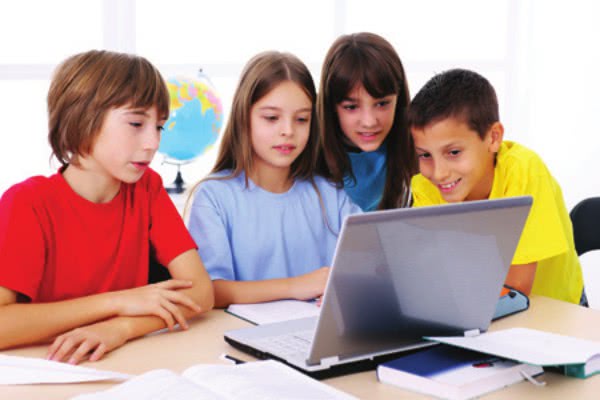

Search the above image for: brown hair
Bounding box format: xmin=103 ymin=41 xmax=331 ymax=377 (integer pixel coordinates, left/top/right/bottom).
xmin=408 ymin=68 xmax=499 ymax=138
xmin=210 ymin=50 xmax=319 ymax=183
xmin=317 ymin=32 xmax=417 ymax=209
xmin=47 ymin=50 xmax=169 ymax=166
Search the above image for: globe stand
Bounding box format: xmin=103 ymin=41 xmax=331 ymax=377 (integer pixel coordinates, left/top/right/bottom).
xmin=165 ymin=164 xmax=186 ymax=194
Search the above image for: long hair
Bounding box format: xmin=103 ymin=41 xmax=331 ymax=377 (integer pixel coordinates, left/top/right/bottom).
xmin=317 ymin=32 xmax=417 ymax=209
xmin=185 ymin=51 xmax=321 ymax=218
xmin=48 ymin=50 xmax=169 ymax=166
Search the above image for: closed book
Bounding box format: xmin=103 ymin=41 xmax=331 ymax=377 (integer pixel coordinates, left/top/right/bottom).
xmin=377 ymin=345 xmax=543 ymax=400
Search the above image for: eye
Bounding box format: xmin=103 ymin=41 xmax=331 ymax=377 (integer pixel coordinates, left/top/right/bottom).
xmin=157 ymin=125 xmax=164 ymax=132
xmin=263 ymin=115 xmax=278 ymax=122
xmin=129 ymin=122 xmax=142 ymax=128
xmin=417 ymin=152 xmax=431 ymax=160
xmin=297 ymin=116 xmax=310 ymax=123
xmin=341 ymin=103 xmax=357 ymax=111
xmin=448 ymin=149 xmax=461 ymax=156
xmin=376 ymin=100 xmax=391 ymax=108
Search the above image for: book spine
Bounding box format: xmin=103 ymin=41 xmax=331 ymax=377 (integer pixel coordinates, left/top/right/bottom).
xmin=561 ymin=365 xmax=586 ymax=379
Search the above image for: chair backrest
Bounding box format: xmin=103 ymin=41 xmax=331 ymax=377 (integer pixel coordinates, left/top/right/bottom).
xmin=570 ymin=197 xmax=600 ymax=256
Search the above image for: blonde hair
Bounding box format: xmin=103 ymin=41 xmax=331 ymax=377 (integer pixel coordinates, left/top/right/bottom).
xmin=48 ymin=50 xmax=169 ymax=166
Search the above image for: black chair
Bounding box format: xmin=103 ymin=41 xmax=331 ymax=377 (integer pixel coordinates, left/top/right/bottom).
xmin=148 ymin=252 xmax=172 ymax=284
xmin=570 ymin=197 xmax=600 ymax=256
xmin=570 ymin=197 xmax=600 ymax=307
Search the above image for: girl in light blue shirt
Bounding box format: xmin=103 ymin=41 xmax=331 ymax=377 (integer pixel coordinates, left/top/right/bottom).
xmin=187 ymin=51 xmax=360 ymax=308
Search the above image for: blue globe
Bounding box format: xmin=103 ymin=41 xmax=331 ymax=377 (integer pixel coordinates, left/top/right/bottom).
xmin=159 ymin=72 xmax=223 ymax=164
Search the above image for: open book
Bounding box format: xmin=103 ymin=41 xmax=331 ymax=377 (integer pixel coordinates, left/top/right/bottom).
xmin=226 ymin=299 xmax=320 ymax=325
xmin=71 ymin=360 xmax=356 ymax=400
xmin=427 ymin=327 xmax=600 ymax=378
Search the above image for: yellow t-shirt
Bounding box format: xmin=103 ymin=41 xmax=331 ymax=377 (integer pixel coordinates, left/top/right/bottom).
xmin=411 ymin=141 xmax=583 ymax=304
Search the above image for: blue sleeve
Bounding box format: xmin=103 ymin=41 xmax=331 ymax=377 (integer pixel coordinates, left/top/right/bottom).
xmin=187 ymin=183 xmax=235 ymax=281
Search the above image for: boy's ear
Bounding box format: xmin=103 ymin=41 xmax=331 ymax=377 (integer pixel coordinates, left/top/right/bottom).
xmin=487 ymin=122 xmax=504 ymax=153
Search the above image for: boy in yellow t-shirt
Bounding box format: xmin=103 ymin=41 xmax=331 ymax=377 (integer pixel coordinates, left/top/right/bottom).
xmin=408 ymin=68 xmax=584 ymax=304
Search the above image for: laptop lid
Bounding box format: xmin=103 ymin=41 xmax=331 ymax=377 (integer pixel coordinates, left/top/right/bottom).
xmin=306 ymin=196 xmax=532 ymax=365
xmin=225 ymin=196 xmax=532 ymax=377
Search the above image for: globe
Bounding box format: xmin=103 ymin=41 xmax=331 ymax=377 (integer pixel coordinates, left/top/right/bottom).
xmin=159 ymin=70 xmax=224 ymax=193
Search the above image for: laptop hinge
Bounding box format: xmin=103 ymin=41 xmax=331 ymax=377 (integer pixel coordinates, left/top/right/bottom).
xmin=316 ymin=355 xmax=340 ymax=367
xmin=464 ymin=328 xmax=481 ymax=337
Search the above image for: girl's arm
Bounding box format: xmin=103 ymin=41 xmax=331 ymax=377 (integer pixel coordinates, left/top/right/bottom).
xmin=212 ymin=266 xmax=329 ymax=308
xmin=45 ymin=249 xmax=214 ymax=364
xmin=505 ymin=262 xmax=537 ymax=295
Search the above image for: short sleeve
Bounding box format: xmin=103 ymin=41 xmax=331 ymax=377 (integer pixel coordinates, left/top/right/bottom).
xmin=502 ymin=157 xmax=568 ymax=264
xmin=147 ymin=172 xmax=197 ymax=267
xmin=338 ymin=188 xmax=363 ymax=225
xmin=188 ymin=183 xmax=235 ymax=281
xmin=0 ymin=185 xmax=46 ymax=299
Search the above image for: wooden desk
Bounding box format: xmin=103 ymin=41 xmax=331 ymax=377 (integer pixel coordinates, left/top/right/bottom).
xmin=2 ymin=296 xmax=600 ymax=399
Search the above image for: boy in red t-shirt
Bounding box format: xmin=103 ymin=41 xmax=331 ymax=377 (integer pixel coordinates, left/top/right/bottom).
xmin=0 ymin=50 xmax=214 ymax=364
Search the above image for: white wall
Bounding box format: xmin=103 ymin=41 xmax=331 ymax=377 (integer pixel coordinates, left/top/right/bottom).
xmin=1 ymin=0 xmax=599 ymax=303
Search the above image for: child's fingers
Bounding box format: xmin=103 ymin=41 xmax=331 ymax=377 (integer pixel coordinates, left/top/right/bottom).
xmin=162 ymin=290 xmax=202 ymax=313
xmin=48 ymin=335 xmax=77 ymax=362
xmin=160 ymin=299 xmax=188 ymax=330
xmin=68 ymin=340 xmax=95 ymax=365
xmin=88 ymin=343 xmax=107 ymax=362
xmin=155 ymin=305 xmax=176 ymax=331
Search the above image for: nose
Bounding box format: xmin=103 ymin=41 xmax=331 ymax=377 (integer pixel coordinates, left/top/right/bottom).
xmin=144 ymin=129 xmax=161 ymax=151
xmin=359 ymin=107 xmax=377 ymax=128
xmin=280 ymin=117 xmax=294 ymax=137
xmin=432 ymin=159 xmax=450 ymax=182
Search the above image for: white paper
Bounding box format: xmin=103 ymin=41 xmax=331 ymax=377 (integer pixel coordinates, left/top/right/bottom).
xmin=428 ymin=327 xmax=600 ymax=366
xmin=227 ymin=300 xmax=320 ymax=325
xmin=183 ymin=360 xmax=357 ymax=400
xmin=0 ymin=354 xmax=132 ymax=385
xmin=70 ymin=369 xmax=224 ymax=400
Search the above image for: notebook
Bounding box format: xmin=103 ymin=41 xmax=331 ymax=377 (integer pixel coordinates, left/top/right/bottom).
xmin=224 ymin=196 xmax=533 ymax=379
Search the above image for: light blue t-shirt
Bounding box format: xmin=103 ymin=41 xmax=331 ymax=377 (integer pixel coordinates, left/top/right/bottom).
xmin=188 ymin=171 xmax=362 ymax=281
xmin=344 ymin=146 xmax=387 ymax=211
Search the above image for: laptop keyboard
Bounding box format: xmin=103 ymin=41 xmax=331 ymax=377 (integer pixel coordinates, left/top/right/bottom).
xmin=249 ymin=329 xmax=315 ymax=358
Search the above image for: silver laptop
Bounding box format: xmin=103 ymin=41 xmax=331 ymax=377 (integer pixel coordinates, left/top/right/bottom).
xmin=224 ymin=196 xmax=533 ymax=379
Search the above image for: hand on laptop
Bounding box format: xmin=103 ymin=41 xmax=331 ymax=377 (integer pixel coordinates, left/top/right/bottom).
xmin=289 ymin=266 xmax=330 ymax=301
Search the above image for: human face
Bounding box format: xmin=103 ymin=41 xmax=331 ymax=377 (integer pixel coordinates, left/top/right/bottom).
xmin=88 ymin=105 xmax=165 ymax=186
xmin=249 ymin=81 xmax=312 ymax=179
xmin=335 ymin=84 xmax=397 ymax=152
xmin=412 ymin=118 xmax=503 ymax=202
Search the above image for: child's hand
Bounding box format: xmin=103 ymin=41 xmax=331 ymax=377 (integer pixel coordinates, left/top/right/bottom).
xmin=290 ymin=267 xmax=330 ymax=300
xmin=111 ymin=280 xmax=202 ymax=330
xmin=46 ymin=319 xmax=127 ymax=364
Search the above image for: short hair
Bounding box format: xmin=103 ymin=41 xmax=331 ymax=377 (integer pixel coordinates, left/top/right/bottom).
xmin=317 ymin=32 xmax=416 ymax=209
xmin=408 ymin=68 xmax=499 ymax=138
xmin=48 ymin=50 xmax=169 ymax=166
xmin=212 ymin=51 xmax=319 ymax=183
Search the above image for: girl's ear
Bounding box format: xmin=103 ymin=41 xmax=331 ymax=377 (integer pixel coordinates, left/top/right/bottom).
xmin=487 ymin=122 xmax=504 ymax=153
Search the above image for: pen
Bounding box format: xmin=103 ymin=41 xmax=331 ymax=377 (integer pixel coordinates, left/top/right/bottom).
xmin=219 ymin=353 xmax=245 ymax=365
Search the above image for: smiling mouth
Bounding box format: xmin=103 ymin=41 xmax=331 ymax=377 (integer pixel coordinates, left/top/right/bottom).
xmin=438 ymin=178 xmax=461 ymax=191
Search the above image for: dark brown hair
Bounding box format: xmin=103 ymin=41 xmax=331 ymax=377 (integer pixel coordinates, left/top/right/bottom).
xmin=317 ymin=32 xmax=417 ymax=209
xmin=47 ymin=50 xmax=169 ymax=166
xmin=408 ymin=68 xmax=499 ymax=138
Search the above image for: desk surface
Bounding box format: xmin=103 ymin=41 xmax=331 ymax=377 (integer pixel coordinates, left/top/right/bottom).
xmin=2 ymin=296 xmax=600 ymax=399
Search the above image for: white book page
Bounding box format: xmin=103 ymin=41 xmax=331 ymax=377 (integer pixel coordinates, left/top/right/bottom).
xmin=0 ymin=355 xmax=131 ymax=385
xmin=428 ymin=327 xmax=600 ymax=366
xmin=182 ymin=360 xmax=357 ymax=400
xmin=226 ymin=300 xmax=320 ymax=325
xmin=70 ymin=369 xmax=225 ymax=400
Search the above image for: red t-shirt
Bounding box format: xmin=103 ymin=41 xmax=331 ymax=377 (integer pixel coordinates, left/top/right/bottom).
xmin=0 ymin=168 xmax=196 ymax=302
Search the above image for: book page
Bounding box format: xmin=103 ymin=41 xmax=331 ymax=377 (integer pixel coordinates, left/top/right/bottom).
xmin=428 ymin=327 xmax=600 ymax=366
xmin=70 ymin=369 xmax=225 ymax=400
xmin=182 ymin=360 xmax=357 ymax=400
xmin=0 ymin=354 xmax=131 ymax=385
xmin=226 ymin=299 xmax=320 ymax=325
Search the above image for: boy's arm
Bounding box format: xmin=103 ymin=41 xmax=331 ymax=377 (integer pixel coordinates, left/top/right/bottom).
xmin=212 ymin=267 xmax=330 ymax=308
xmin=46 ymin=249 xmax=214 ymax=364
xmin=0 ymin=278 xmax=199 ymax=350
xmin=505 ymin=262 xmax=537 ymax=295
